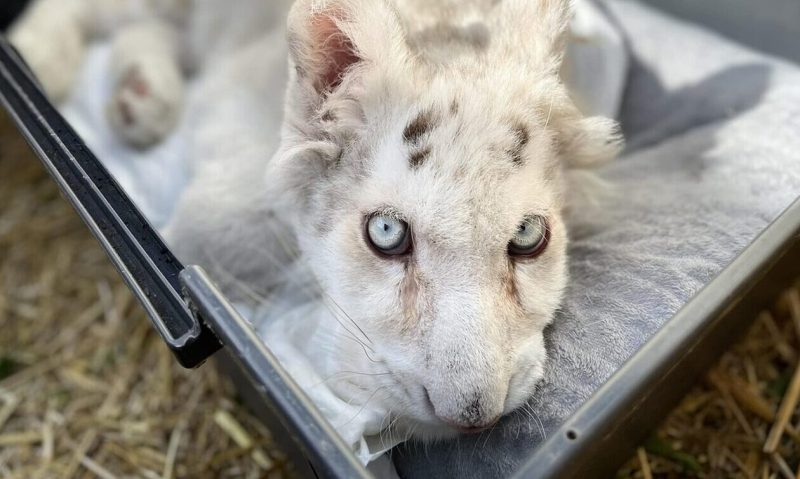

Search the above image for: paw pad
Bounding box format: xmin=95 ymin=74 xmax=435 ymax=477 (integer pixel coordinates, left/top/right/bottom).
xmin=106 ymin=61 xmax=183 ymax=149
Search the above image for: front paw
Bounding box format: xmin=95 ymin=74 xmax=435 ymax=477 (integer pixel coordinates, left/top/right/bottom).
xmin=106 ymin=60 xmax=184 ymax=149
xmin=9 ymin=20 xmax=85 ymax=102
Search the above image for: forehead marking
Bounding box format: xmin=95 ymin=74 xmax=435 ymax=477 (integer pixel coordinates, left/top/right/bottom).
xmin=450 ymin=98 xmax=459 ymax=115
xmin=403 ymin=110 xmax=436 ymax=145
xmin=404 ymin=110 xmax=439 ymax=169
xmin=409 ymin=146 xmax=431 ymax=169
xmin=321 ymin=109 xmax=336 ymax=122
xmin=508 ymin=123 xmax=530 ymax=166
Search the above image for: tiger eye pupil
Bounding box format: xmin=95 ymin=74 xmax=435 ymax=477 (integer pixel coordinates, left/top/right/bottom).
xmin=366 ymin=213 xmax=411 ymax=256
xmin=508 ymin=215 xmax=549 ymax=258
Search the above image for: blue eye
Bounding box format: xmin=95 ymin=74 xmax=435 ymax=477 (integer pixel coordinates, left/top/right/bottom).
xmin=508 ymin=215 xmax=549 ymax=257
xmin=366 ymin=213 xmax=411 ymax=256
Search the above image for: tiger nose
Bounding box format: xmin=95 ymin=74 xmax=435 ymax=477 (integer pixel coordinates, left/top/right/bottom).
xmin=423 ymin=386 xmax=502 ymax=432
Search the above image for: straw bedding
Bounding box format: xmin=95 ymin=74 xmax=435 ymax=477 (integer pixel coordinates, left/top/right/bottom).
xmin=0 ymin=111 xmax=292 ymax=478
xmin=619 ymin=283 xmax=800 ymax=479
xmin=1 ymin=105 xmax=799 ymax=478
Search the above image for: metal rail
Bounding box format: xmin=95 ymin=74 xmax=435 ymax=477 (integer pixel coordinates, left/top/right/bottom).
xmin=0 ymin=36 xmax=220 ymax=367
xmin=0 ymin=35 xmax=372 ymax=478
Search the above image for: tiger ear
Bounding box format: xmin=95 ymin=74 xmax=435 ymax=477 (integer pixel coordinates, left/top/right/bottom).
xmin=556 ymin=115 xmax=623 ymax=168
xmin=274 ymin=1 xmax=413 ymax=206
xmin=489 ymin=0 xmax=572 ymax=71
xmin=287 ymin=0 xmax=410 ymax=94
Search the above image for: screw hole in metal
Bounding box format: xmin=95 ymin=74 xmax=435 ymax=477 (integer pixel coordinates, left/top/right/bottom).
xmin=566 ymin=430 xmax=578 ymax=441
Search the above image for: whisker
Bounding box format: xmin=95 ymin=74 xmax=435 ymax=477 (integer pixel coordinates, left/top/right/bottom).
xmin=544 ymin=94 xmax=555 ymax=129
xmin=336 ymin=386 xmax=392 ymax=430
xmin=379 ymin=413 xmax=402 ymax=450
xmin=481 ymin=420 xmax=498 ymax=449
xmin=322 ymin=296 xmax=376 ymax=351
xmin=294 ymin=241 xmax=375 ymax=346
xmin=309 ymin=370 xmax=393 ymax=389
xmin=523 ymin=403 xmax=546 ymax=440
xmin=330 ymin=331 xmax=379 ymax=361
xmin=322 ymin=292 xmax=374 ymax=345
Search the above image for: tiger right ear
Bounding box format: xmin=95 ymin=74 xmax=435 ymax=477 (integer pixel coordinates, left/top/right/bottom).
xmin=287 ymin=0 xmax=411 ymax=95
xmin=556 ymin=115 xmax=623 ymax=168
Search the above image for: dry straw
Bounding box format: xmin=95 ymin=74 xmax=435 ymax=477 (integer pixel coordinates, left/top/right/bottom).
xmin=620 ymin=283 xmax=800 ymax=478
xmin=0 ymin=112 xmax=293 ymax=478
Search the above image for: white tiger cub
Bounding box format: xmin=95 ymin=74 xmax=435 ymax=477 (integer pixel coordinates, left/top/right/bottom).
xmin=10 ymin=0 xmax=623 ymax=440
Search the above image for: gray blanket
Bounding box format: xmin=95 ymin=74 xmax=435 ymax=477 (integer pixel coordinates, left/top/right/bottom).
xmin=392 ymin=1 xmax=800 ymax=477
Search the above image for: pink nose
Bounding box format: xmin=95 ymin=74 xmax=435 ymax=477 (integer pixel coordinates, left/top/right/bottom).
xmin=422 ymin=386 xmax=502 ymax=433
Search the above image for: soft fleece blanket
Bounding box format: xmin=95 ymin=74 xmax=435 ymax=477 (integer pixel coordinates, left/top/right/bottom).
xmin=391 ymin=1 xmax=800 ymax=477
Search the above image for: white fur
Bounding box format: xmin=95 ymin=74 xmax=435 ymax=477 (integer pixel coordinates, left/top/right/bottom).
xmin=11 ymin=0 xmax=622 ymax=444
xmin=105 ymin=19 xmax=184 ymax=147
xmin=267 ymin=0 xmax=621 ymax=437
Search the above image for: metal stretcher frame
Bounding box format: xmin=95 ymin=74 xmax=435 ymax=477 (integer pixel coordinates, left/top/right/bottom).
xmin=2 ymin=20 xmax=799 ymax=479
xmin=0 ymin=37 xmax=370 ymax=479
